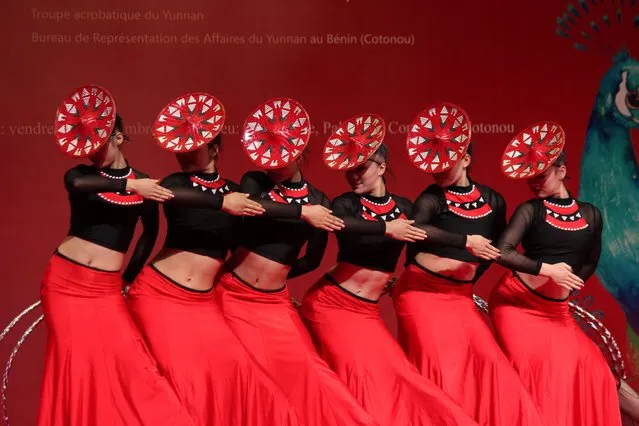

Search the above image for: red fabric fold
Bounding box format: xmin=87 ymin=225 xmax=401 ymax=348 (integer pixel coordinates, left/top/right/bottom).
xmin=393 ymin=264 xmax=546 ymax=426
xmin=214 ymin=271 xmax=377 ymax=426
xmin=127 ymin=266 xmax=299 ymax=426
xmin=489 ymin=271 xmax=622 ymax=426
xmin=302 ymin=277 xmax=480 ymax=426
xmin=37 ymin=254 xmax=194 ymax=426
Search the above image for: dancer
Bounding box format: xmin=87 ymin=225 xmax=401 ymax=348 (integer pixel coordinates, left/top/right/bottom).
xmin=490 ymin=121 xmax=621 ymax=426
xmin=126 ymin=93 xmax=300 ymax=425
xmin=215 ymin=98 xmax=378 ymax=426
xmin=301 ymin=114 xmax=479 ymax=426
xmin=393 ymin=104 xmax=545 ymax=425
xmin=38 ymin=85 xmax=194 ymax=426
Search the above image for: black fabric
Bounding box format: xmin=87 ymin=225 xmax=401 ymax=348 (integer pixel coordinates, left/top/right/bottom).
xmin=407 ymin=182 xmax=507 ymax=282
xmin=236 ymin=171 xmax=329 ymax=279
xmin=64 ymin=164 xmax=159 ymax=283
xmin=332 ymin=191 xmax=412 ymax=272
xmin=161 ymin=172 xmax=239 ymax=260
xmin=496 ymin=197 xmax=602 ymax=281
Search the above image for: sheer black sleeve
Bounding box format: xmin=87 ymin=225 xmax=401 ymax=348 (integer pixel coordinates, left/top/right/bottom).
xmin=239 ymin=171 xmax=302 ymax=219
xmin=578 ymin=204 xmax=603 ymax=281
xmin=332 ymin=194 xmax=385 ymax=235
xmin=122 ymin=201 xmax=159 ymax=284
xmin=492 ymin=192 xmax=508 ymax=243
xmin=413 ymin=192 xmax=466 ymax=248
xmin=472 ymin=192 xmax=508 ymax=283
xmin=287 ymin=195 xmax=330 ymax=279
xmin=397 ymin=196 xmax=414 ymax=219
xmin=495 ymin=201 xmax=542 ymax=275
xmin=64 ymin=165 xmax=127 ymax=193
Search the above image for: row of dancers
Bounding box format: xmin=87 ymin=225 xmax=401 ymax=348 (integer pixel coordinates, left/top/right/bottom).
xmin=36 ymin=86 xmax=625 ymax=425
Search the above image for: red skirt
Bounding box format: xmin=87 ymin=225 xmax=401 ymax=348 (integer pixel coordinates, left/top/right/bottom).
xmin=393 ymin=265 xmax=546 ymax=426
xmin=37 ymin=253 xmax=194 ymax=426
xmin=214 ymin=271 xmax=377 ymax=426
xmin=489 ymin=271 xmax=622 ymax=426
xmin=127 ymin=266 xmax=299 ymax=426
xmin=301 ymin=276 xmax=479 ymax=426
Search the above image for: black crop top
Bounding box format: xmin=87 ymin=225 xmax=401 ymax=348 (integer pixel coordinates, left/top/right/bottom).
xmin=332 ymin=192 xmax=413 ymax=273
xmin=64 ymin=164 xmax=159 ymax=283
xmin=236 ymin=171 xmax=329 ymax=279
xmin=496 ymin=196 xmax=602 ymax=281
xmin=407 ymin=182 xmax=507 ymax=281
xmin=161 ymin=172 xmax=239 ymax=260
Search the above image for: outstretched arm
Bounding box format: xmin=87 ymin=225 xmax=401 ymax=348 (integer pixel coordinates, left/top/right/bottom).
xmin=64 ymin=166 xmax=127 ymax=194
xmin=331 ymin=196 xmax=385 ymax=235
xmin=412 ymin=192 xmax=466 ymax=247
xmin=240 ymin=172 xmax=302 ymax=219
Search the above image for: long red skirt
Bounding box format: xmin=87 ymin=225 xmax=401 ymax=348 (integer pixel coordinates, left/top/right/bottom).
xmin=393 ymin=264 xmax=546 ymax=426
xmin=301 ymin=276 xmax=479 ymax=426
xmin=37 ymin=253 xmax=194 ymax=426
xmin=489 ymin=271 xmax=622 ymax=426
xmin=214 ymin=270 xmax=377 ymax=426
xmin=127 ymin=266 xmax=300 ymax=426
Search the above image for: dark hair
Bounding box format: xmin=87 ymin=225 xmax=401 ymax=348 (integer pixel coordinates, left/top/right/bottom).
xmin=466 ymin=142 xmax=473 ymax=157
xmin=207 ymin=133 xmax=223 ymax=149
xmin=111 ymin=113 xmax=129 ymax=140
xmin=370 ymin=143 xmax=394 ymax=183
xmin=553 ymin=150 xmax=567 ymax=166
xmin=371 ymin=143 xmax=388 ymax=163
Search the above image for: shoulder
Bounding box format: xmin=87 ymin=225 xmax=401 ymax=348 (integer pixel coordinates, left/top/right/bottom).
xmin=331 ymin=191 xmax=360 ymax=208
xmin=390 ymin=193 xmax=412 ymax=210
xmin=65 ymin=163 xmax=95 ymax=176
xmin=131 ymin=167 xmax=150 ymax=179
xmin=475 ymin=182 xmax=500 ymax=197
xmin=577 ymin=200 xmax=599 ymax=211
xmin=333 ymin=191 xmax=359 ymax=203
xmin=159 ymin=172 xmax=189 ymax=186
xmin=577 ymin=200 xmax=602 ymax=218
xmin=417 ymin=184 xmax=446 ymax=203
xmin=423 ymin=183 xmax=444 ymax=196
xmin=415 ymin=184 xmax=444 ymax=203
xmin=306 ymin=182 xmax=329 ymax=203
xmin=476 ymin=183 xmax=506 ymax=205
xmin=224 ymin=178 xmax=240 ymax=191
xmin=514 ymin=198 xmax=541 ymax=214
xmin=241 ymin=170 xmax=268 ymax=182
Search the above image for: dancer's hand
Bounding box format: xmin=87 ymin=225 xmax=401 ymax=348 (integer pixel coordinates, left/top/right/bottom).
xmin=222 ymin=193 xmax=265 ymax=216
xmin=301 ymin=205 xmax=344 ymax=231
xmin=465 ymin=235 xmax=500 ymax=260
xmin=384 ymin=219 xmax=427 ymax=242
xmin=126 ymin=179 xmax=174 ymax=202
xmin=540 ymin=262 xmax=584 ymax=291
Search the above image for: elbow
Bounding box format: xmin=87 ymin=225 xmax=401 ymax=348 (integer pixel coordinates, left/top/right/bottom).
xmin=495 ymin=241 xmax=511 ymax=253
xmin=65 ymin=179 xmax=81 ymax=192
xmin=308 ymin=259 xmax=322 ymax=273
xmin=494 ymin=246 xmax=514 ymax=265
xmin=301 ymin=257 xmax=322 ymax=275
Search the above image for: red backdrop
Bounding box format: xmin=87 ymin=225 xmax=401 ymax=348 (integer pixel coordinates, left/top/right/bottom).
xmin=1 ymin=0 xmax=638 ymax=424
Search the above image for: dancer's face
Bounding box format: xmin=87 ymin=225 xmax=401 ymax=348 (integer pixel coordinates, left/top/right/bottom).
xmin=527 ymin=165 xmax=566 ymax=198
xmin=345 ymin=159 xmax=385 ymax=195
xmin=89 ymin=134 xmax=123 ymax=168
xmin=432 ymin=154 xmax=470 ymax=187
xmin=176 ymin=145 xmax=218 ymax=173
xmin=268 ymin=161 xmax=299 ymax=183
